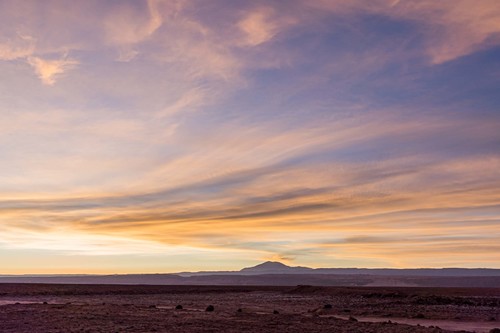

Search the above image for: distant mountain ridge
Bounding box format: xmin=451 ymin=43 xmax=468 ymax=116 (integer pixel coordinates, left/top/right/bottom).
xmin=2 ymin=261 xmax=500 ymax=287
xmin=178 ymin=261 xmax=500 ymax=277
xmin=239 ymin=261 xmax=312 ymax=274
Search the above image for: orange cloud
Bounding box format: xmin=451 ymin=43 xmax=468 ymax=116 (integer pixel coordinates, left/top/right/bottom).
xmin=27 ymin=56 xmax=78 ymax=85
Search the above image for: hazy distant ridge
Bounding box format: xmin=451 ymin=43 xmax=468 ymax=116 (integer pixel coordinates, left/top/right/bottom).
xmin=179 ymin=261 xmax=500 ymax=277
xmin=2 ymin=262 xmax=500 ymax=287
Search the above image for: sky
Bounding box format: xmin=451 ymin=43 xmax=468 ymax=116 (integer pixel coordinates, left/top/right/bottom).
xmin=0 ymin=0 xmax=500 ymax=274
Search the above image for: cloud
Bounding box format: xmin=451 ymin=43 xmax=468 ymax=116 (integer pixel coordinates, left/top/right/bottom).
xmin=408 ymin=0 xmax=500 ymax=64
xmin=1 ymin=111 xmax=498 ymax=265
xmin=27 ymin=56 xmax=78 ymax=85
xmin=154 ymin=23 xmax=241 ymax=81
xmin=104 ymin=0 xmax=164 ymax=46
xmin=156 ymin=88 xmax=207 ymax=117
xmin=0 ymin=34 xmax=35 ymax=60
xmin=116 ymin=48 xmax=140 ymax=62
xmin=238 ymin=7 xmax=279 ymax=46
xmin=307 ymin=0 xmax=500 ymax=64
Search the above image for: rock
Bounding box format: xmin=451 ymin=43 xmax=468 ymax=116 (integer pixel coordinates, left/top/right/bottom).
xmin=323 ymin=304 xmax=333 ymax=309
xmin=237 ymin=308 xmax=243 ymax=313
xmin=205 ymin=305 xmax=214 ymax=312
xmin=175 ymin=305 xmax=183 ymax=310
xmin=349 ymin=316 xmax=358 ymax=322
xmin=273 ymin=310 xmax=280 ymax=314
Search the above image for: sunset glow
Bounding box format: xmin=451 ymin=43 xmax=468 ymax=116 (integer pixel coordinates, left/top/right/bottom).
xmin=1 ymin=0 xmax=499 ymax=274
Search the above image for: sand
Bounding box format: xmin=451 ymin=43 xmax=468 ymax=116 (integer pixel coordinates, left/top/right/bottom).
xmin=0 ymin=284 xmax=499 ymax=333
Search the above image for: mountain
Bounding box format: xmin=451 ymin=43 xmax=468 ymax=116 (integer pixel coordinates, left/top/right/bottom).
xmin=240 ymin=261 xmax=313 ymax=274
xmin=1 ymin=262 xmax=500 ymax=287
xmin=243 ymin=261 xmax=290 ymax=271
xmin=178 ymin=261 xmax=313 ymax=276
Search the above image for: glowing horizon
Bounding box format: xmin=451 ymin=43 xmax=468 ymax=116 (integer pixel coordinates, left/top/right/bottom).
xmin=1 ymin=0 xmax=499 ymax=274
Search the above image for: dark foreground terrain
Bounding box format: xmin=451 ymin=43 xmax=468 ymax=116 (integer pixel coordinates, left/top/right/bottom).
xmin=1 ymin=284 xmax=499 ymax=333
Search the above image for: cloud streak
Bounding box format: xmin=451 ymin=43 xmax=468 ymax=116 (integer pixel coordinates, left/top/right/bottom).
xmin=1 ymin=113 xmax=498 ymax=267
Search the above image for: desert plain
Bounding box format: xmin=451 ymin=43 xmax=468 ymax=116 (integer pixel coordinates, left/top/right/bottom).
xmin=0 ymin=284 xmax=499 ymax=333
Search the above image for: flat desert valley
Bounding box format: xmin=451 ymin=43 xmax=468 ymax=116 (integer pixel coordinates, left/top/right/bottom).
xmin=1 ymin=284 xmax=499 ymax=333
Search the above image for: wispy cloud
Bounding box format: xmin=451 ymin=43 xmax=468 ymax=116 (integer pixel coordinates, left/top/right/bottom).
xmin=1 ymin=112 xmax=498 ymax=267
xmin=0 ymin=34 xmax=35 ymax=61
xmin=238 ymin=7 xmax=279 ymax=46
xmin=308 ymin=0 xmax=500 ymax=64
xmin=27 ymin=56 xmax=79 ymax=85
xmin=105 ymin=0 xmax=164 ymax=45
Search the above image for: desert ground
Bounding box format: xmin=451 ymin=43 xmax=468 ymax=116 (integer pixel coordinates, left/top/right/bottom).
xmin=0 ymin=284 xmax=499 ymax=333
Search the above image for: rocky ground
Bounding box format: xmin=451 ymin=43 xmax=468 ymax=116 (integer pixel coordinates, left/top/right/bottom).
xmin=0 ymin=284 xmax=499 ymax=333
